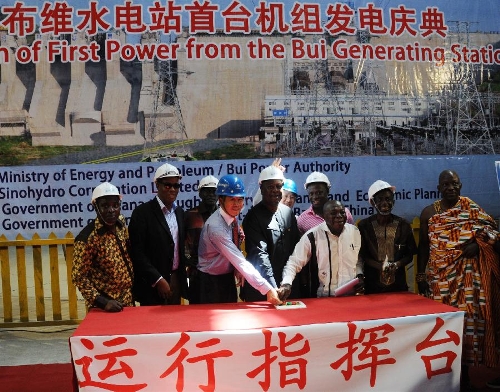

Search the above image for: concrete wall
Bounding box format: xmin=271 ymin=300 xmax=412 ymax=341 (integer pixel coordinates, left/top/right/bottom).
xmin=0 ymin=30 xmax=498 ymax=146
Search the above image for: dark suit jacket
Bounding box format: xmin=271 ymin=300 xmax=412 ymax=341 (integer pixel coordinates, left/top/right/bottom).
xmin=129 ymin=197 xmax=187 ymax=305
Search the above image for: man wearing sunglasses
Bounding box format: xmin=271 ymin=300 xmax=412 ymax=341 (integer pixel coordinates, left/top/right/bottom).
xmin=129 ymin=163 xmax=188 ymax=306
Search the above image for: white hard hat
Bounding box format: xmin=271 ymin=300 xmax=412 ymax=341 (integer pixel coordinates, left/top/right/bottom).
xmin=154 ymin=163 xmax=182 ymax=181
xmin=304 ymin=171 xmax=331 ymax=189
xmin=368 ymin=180 xmax=396 ymax=203
xmin=198 ymin=175 xmax=219 ymax=192
xmin=91 ymin=182 xmax=121 ymax=203
xmin=258 ymin=166 xmax=285 ymax=184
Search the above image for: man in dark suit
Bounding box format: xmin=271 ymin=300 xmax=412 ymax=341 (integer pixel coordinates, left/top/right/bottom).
xmin=129 ymin=163 xmax=187 ymax=305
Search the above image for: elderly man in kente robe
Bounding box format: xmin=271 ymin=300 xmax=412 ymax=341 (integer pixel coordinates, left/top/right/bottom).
xmin=417 ymin=169 xmax=500 ymax=390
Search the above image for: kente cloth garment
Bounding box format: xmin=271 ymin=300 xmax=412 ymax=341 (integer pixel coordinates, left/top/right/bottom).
xmin=426 ymin=196 xmax=500 ymax=367
xmin=72 ymin=215 xmax=134 ymax=309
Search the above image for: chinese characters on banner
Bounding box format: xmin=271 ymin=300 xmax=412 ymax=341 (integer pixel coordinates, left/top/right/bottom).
xmin=70 ymin=313 xmax=464 ymax=391
xmin=1 ymin=2 xmax=447 ymax=38
xmin=0 ymin=1 xmax=493 ymax=64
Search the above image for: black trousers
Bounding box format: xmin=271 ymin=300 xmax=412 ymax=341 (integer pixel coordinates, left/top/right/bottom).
xmin=199 ymin=271 xmax=237 ymax=304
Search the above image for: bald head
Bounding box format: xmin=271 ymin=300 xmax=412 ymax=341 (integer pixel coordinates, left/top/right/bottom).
xmin=324 ymin=200 xmax=343 ymax=212
xmin=437 ymin=169 xmax=462 ymax=205
xmin=439 ymin=169 xmax=460 ymax=183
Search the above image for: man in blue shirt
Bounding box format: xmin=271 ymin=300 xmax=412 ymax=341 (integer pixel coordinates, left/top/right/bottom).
xmin=197 ymin=175 xmax=282 ymax=305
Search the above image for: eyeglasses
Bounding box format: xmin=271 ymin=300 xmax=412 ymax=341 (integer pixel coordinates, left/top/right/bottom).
xmin=158 ymin=182 xmax=181 ymax=189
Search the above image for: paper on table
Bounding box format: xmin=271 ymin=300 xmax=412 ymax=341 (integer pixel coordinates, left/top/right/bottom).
xmin=333 ymin=277 xmax=360 ymax=297
xmin=275 ymin=300 xmax=307 ymax=310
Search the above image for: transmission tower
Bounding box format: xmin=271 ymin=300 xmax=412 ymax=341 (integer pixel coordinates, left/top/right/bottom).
xmin=142 ymin=33 xmax=190 ymax=160
xmin=353 ymin=28 xmax=387 ymax=155
xmin=451 ymin=22 xmax=495 ymax=154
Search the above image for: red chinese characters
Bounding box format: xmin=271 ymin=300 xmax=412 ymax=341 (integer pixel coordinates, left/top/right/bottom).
xmin=184 ymin=0 xmax=220 ymax=34
xmin=39 ymin=1 xmax=74 ymax=36
xmin=148 ymin=1 xmax=183 ymax=34
xmin=420 ymin=7 xmax=448 ymax=38
xmin=330 ymin=322 xmax=396 ymax=388
xmin=73 ymin=336 xmax=148 ymax=391
xmin=416 ymin=316 xmax=461 ymax=379
xmin=1 ymin=2 xmax=38 ymax=37
xmin=324 ymin=3 xmax=356 ymax=35
xmin=221 ymin=1 xmax=252 ymax=34
xmin=290 ymin=3 xmax=322 ymax=34
xmin=75 ymin=1 xmax=111 ymax=36
xmin=0 ymin=1 xmax=450 ymax=39
xmin=247 ymin=329 xmax=310 ymax=391
xmin=115 ymin=2 xmax=146 ymax=34
xmin=254 ymin=1 xmax=289 ymax=34
xmin=160 ymin=332 xmax=233 ymax=392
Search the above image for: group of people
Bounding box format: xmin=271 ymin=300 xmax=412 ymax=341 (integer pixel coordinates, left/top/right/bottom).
xmin=71 ymin=162 xmax=500 ymax=390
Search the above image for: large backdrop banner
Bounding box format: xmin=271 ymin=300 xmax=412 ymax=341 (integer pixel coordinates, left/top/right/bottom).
xmin=1 ymin=155 xmax=499 ymax=239
xmin=1 ymin=1 xmax=500 ymax=152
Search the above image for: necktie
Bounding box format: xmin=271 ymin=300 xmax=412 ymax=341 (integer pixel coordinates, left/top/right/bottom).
xmin=232 ymin=219 xmax=240 ymax=248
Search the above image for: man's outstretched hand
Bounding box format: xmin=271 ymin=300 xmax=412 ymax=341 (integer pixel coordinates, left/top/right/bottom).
xmin=277 ymin=284 xmax=292 ymax=301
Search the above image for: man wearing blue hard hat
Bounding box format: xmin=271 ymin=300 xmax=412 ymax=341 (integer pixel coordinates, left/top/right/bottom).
xmin=197 ymin=174 xmax=282 ymax=305
xmin=281 ymin=178 xmax=298 ymax=209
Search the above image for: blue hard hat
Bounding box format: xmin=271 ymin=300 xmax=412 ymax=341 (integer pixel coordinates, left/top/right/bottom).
xmin=283 ymin=178 xmax=298 ymax=195
xmin=216 ymin=175 xmax=246 ymax=197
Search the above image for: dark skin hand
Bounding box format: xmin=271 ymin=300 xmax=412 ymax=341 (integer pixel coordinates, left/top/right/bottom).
xmin=104 ymin=299 xmax=124 ymax=312
xmin=353 ymin=275 xmax=365 ymax=295
xmin=156 ymin=277 xmax=173 ymax=300
xmin=461 ymin=241 xmax=479 ymax=259
xmin=278 ymin=284 xmax=292 ymax=301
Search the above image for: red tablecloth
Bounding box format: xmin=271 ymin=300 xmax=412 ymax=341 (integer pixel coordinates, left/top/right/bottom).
xmin=71 ymin=292 xmax=463 ymax=391
xmin=73 ymin=292 xmax=460 ymax=337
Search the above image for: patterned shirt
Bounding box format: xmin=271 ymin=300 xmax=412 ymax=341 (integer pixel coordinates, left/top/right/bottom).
xmin=72 ymin=215 xmax=134 ymax=309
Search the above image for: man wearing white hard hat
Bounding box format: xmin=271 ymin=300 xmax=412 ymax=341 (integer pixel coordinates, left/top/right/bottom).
xmin=72 ymin=182 xmax=134 ymax=312
xmin=129 ymin=163 xmax=188 ymax=305
xmin=296 ymin=171 xmax=354 ymax=297
xmin=184 ymin=175 xmax=219 ymax=304
xmin=357 ymin=180 xmax=417 ymax=295
xmin=241 ymin=166 xmax=301 ymax=301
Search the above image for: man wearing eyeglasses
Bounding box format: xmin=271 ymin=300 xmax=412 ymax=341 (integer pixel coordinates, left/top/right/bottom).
xmin=241 ymin=166 xmax=301 ymax=302
xmin=72 ymin=182 xmax=134 ymax=312
xmin=129 ymin=163 xmax=188 ymax=306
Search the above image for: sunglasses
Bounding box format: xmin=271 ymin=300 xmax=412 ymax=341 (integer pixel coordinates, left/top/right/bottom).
xmin=159 ymin=182 xmax=181 ymax=189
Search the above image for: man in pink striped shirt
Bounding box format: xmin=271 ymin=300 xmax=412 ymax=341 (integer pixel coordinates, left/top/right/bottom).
xmin=297 ymin=171 xmax=354 ymax=235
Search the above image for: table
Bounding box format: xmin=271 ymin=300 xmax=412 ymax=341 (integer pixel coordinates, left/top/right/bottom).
xmin=70 ymin=292 xmax=464 ymax=391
